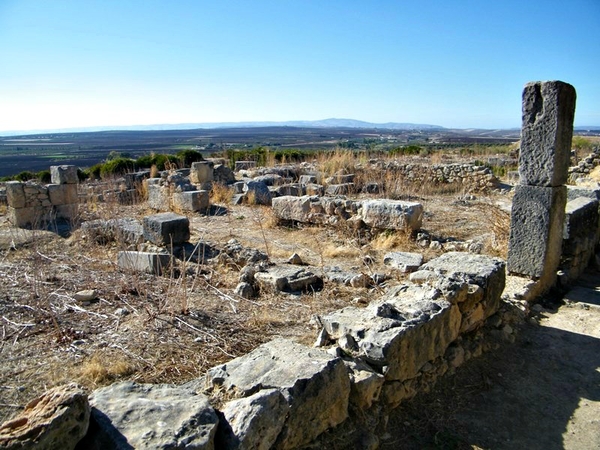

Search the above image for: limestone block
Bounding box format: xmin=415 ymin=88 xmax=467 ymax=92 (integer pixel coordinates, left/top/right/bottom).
xmin=321 ymin=284 xmax=462 ymax=382
xmin=254 ymin=174 xmax=284 ymax=186
xmin=358 ymin=199 xmax=423 ymax=231
xmin=254 ymin=265 xmax=322 ymax=292
xmin=566 ymin=185 xmax=600 ymax=202
xmin=81 ymin=218 xmax=144 ymax=245
xmin=190 ymin=161 xmax=214 ymax=184
xmin=5 ymin=181 xmax=25 ymax=208
xmin=305 ymin=183 xmax=324 ymax=196
xmin=220 ymin=389 xmax=287 ymax=450
xmin=48 ymin=184 xmax=78 ymax=206
xmin=299 ymin=174 xmax=317 ymax=184
xmin=213 ymin=164 xmax=236 ymax=184
xmin=272 ymin=195 xmax=324 ymax=223
xmin=508 ymin=185 xmax=567 ymax=282
xmin=344 ymin=359 xmax=385 ymax=410
xmin=146 ymin=184 xmax=168 ymax=210
xmin=243 ymin=181 xmax=272 ymax=206
xmin=50 ymin=165 xmax=78 ymax=185
xmin=325 ymin=183 xmax=354 ymax=196
xmin=383 ymin=251 xmax=424 ymax=272
xmin=519 ymin=81 xmax=576 ymax=187
xmin=87 ymin=382 xmax=218 ymax=450
xmin=8 ymin=206 xmax=48 ymax=228
xmin=117 ymin=251 xmax=170 ymax=275
xmin=143 ymin=212 xmax=190 ymax=245
xmin=0 ymin=383 xmax=89 ymax=450
xmin=419 ymin=252 xmax=506 ymax=320
xmin=205 ymin=338 xmax=350 ymax=450
xmin=275 ymin=184 xmax=303 ymax=196
xmin=172 ymin=190 xmax=209 ymax=213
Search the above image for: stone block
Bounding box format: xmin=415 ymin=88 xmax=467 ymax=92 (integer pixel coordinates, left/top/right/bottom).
xmin=213 ymin=164 xmax=236 ymax=184
xmin=88 ymin=382 xmax=218 ymax=450
xmin=0 ymin=383 xmax=89 ymax=450
xmin=325 ymin=183 xmax=354 ymax=196
xmin=254 ymin=265 xmax=322 ymax=292
xmin=5 ymin=181 xmax=25 ymax=208
xmin=143 ymin=212 xmax=190 ymax=246
xmin=518 ymin=81 xmax=576 ymax=187
xmin=321 ymin=284 xmax=461 ymax=382
xmin=190 ymin=161 xmax=214 ymax=184
xmin=8 ymin=206 xmax=50 ymax=228
xmin=146 ymin=184 xmax=168 ymax=210
xmin=419 ymin=252 xmax=506 ymax=320
xmin=205 ymin=338 xmax=350 ymax=450
xmin=50 ymin=165 xmax=78 ymax=184
xmin=508 ymin=184 xmax=567 ymax=282
xmin=172 ymin=190 xmax=209 ymax=213
xmin=566 ymin=185 xmax=600 ymax=202
xmin=358 ymin=199 xmax=423 ymax=231
xmin=243 ymin=181 xmax=272 ymax=206
xmin=383 ymin=251 xmax=424 ymax=272
xmin=299 ymin=174 xmax=317 ymax=184
xmin=55 ymin=203 xmax=78 ymax=220
xmin=48 ymin=184 xmax=78 ymax=205
xmin=276 ymin=184 xmax=303 ymax=196
xmin=117 ymin=251 xmax=170 ymax=275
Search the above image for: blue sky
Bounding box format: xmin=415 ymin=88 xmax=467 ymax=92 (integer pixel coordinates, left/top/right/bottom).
xmin=0 ymin=0 xmax=598 ymax=133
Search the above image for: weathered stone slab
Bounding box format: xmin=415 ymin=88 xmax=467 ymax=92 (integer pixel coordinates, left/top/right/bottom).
xmin=321 ymin=284 xmax=461 ymax=382
xmin=220 ymin=389 xmax=287 ymax=450
xmin=254 ymin=265 xmax=322 ymax=292
xmin=272 ymin=195 xmax=324 ymax=223
xmin=88 ymin=382 xmax=218 ymax=450
xmin=172 ymin=190 xmax=209 ymax=213
xmin=48 ymin=184 xmax=78 ymax=206
xmin=358 ymin=199 xmax=423 ymax=231
xmin=325 ymin=183 xmax=354 ymax=196
xmin=5 ymin=182 xmax=26 ymax=208
xmin=566 ymin=185 xmax=600 ymax=201
xmin=206 ymin=338 xmax=350 ymax=450
xmin=243 ymin=181 xmax=272 ymax=205
xmin=50 ymin=165 xmax=78 ymax=185
xmin=419 ymin=252 xmax=506 ymax=320
xmin=344 ymin=359 xmax=385 ymax=410
xmin=235 ymin=160 xmax=256 ymax=171
xmin=190 ymin=161 xmax=214 ymax=184
xmin=508 ymin=184 xmax=567 ymax=281
xmin=519 ymin=81 xmax=576 ymax=187
xmin=117 ymin=251 xmax=170 ymax=275
xmin=7 ymin=206 xmax=50 ymax=228
xmin=275 ymin=184 xmax=303 ymax=197
xmin=299 ymin=174 xmax=317 ymax=184
xmin=0 ymin=383 xmax=89 ymax=450
xmin=81 ymin=218 xmax=144 ymax=245
xmin=143 ymin=212 xmax=190 ymax=245
xmin=383 ymin=251 xmax=423 ymax=272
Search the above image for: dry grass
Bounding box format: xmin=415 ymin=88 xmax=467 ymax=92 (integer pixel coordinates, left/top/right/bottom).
xmin=210 ymin=183 xmax=234 ymax=205
xmin=79 ymin=352 xmax=136 ymax=386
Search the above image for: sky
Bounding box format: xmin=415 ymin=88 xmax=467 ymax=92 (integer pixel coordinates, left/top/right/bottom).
xmin=0 ymin=0 xmax=598 ymax=134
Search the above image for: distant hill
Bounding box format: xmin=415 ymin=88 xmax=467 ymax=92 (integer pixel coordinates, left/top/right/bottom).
xmin=0 ymin=119 xmax=444 ymax=136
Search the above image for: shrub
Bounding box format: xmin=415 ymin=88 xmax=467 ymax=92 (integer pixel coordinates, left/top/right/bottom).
xmin=177 ymin=149 xmax=204 ymax=167
xmin=37 ymin=170 xmax=51 ymax=183
xmin=14 ymin=171 xmax=36 ymax=181
xmin=100 ymin=157 xmax=136 ymax=177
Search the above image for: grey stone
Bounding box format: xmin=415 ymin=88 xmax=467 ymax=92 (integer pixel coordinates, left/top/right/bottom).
xmin=344 ymin=359 xmax=385 ymax=409
xmin=235 ymin=160 xmax=256 ymax=171
xmin=213 ymin=164 xmax=236 ymax=184
xmin=0 ymin=383 xmax=89 ymax=450
xmin=5 ymin=181 xmax=26 ymax=208
xmin=190 ymin=161 xmax=214 ymax=184
xmin=299 ymin=174 xmax=317 ymax=184
xmin=243 ymin=181 xmax=272 ymax=205
xmin=205 ymin=338 xmax=350 ymax=450
xmin=566 ymin=185 xmax=600 ymax=201
xmin=234 ymin=282 xmax=255 ymax=299
xmin=143 ymin=212 xmax=190 ymax=246
xmin=172 ymin=190 xmax=209 ymax=213
xmin=220 ymin=389 xmax=287 ymax=450
xmin=81 ymin=218 xmax=144 ymax=245
xmin=272 ymin=195 xmax=323 ymax=224
xmin=383 ymin=251 xmax=424 ymax=273
xmin=47 ymin=184 xmax=78 ymax=206
xmin=325 ymin=183 xmax=354 ymax=196
xmin=88 ymin=382 xmax=218 ymax=450
xmin=358 ymin=199 xmax=423 ymax=231
xmin=254 ymin=266 xmax=322 ymax=292
xmin=50 ymin=165 xmax=78 ymax=185
xmin=117 ymin=251 xmax=170 ymax=275
xmin=321 ymin=283 xmax=462 ymax=382
xmin=419 ymin=252 xmax=506 ymax=320
xmin=507 ymin=185 xmax=567 ymax=283
xmin=519 ymin=81 xmax=576 ymax=187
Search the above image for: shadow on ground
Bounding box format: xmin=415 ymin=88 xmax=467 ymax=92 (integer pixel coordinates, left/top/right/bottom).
xmin=383 ymin=292 xmax=600 ymax=449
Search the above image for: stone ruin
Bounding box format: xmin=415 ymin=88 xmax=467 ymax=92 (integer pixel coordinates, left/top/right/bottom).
xmin=5 ymin=80 xmax=600 ymax=449
xmin=5 ymin=165 xmax=79 ymax=228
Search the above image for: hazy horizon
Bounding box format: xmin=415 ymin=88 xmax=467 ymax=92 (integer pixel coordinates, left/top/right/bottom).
xmin=1 ymin=1 xmax=598 ymax=134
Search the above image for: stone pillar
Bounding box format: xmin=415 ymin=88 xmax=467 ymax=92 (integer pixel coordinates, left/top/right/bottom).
xmin=507 ymin=81 xmax=576 ymax=291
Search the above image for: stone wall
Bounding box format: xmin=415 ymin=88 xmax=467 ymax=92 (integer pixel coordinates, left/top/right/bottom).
xmin=568 ymin=145 xmax=600 ymax=182
xmin=365 ymin=160 xmax=500 ymax=192
xmin=5 ymin=165 xmax=79 ymax=228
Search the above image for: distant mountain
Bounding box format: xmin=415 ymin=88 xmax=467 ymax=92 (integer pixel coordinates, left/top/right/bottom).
xmin=0 ymin=119 xmax=444 ymax=136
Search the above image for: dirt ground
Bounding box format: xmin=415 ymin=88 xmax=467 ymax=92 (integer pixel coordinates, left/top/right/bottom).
xmin=381 ymin=271 xmax=600 ymax=450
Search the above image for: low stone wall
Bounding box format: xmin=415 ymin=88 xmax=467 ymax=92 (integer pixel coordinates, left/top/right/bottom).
xmin=146 ymin=172 xmax=210 ymax=214
xmin=5 ymin=165 xmax=79 ymax=228
xmin=364 ymin=160 xmax=500 ymax=192
xmin=72 ymin=251 xmax=505 ymax=449
xmin=568 ymin=146 xmax=600 ymax=182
